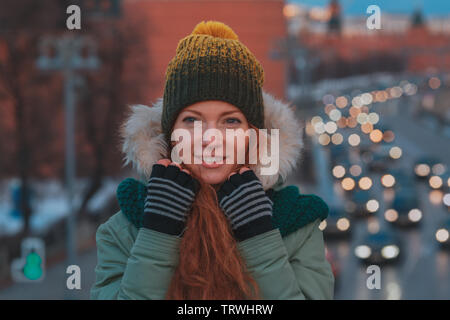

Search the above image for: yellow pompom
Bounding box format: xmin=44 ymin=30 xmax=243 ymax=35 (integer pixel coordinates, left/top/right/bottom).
xmin=191 ymin=21 xmax=239 ymax=40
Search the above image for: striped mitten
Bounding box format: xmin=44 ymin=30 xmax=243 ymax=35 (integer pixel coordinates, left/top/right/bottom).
xmin=217 ymin=170 xmax=275 ymax=242
xmin=143 ymin=164 xmax=199 ymax=236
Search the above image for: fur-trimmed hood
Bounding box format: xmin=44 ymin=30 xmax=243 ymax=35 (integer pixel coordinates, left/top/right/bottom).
xmin=120 ymin=90 xmax=303 ymax=190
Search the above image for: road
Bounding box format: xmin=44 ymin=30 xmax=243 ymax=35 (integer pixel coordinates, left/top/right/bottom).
xmin=312 ymin=91 xmax=450 ymax=300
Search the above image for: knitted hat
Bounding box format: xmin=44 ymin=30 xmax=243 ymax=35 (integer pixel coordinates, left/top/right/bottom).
xmin=162 ymin=20 xmax=265 ymax=140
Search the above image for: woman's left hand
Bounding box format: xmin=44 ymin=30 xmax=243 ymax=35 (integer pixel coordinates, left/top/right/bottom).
xmin=216 ymin=168 xmax=275 ymax=242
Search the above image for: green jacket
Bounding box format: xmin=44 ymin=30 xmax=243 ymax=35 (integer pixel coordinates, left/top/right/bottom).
xmin=92 ymin=89 xmax=335 ymax=299
xmin=90 ymin=179 xmax=335 ymax=300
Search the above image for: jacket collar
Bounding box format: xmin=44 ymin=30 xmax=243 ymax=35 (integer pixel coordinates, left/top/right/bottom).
xmin=119 ymin=90 xmax=303 ymax=190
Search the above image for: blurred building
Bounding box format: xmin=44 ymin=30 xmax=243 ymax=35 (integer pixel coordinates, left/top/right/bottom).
xmin=287 ymin=5 xmax=450 ymax=78
xmin=123 ymin=0 xmax=288 ymax=102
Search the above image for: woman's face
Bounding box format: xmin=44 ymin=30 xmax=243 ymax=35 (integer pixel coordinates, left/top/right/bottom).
xmin=171 ymin=100 xmax=250 ymax=185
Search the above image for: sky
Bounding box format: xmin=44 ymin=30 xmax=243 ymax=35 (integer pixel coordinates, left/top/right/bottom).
xmin=289 ymin=0 xmax=450 ymax=17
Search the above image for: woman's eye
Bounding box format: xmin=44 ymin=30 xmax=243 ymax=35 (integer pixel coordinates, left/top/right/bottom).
xmin=182 ymin=116 xmax=197 ymax=123
xmin=225 ymin=118 xmax=242 ymax=124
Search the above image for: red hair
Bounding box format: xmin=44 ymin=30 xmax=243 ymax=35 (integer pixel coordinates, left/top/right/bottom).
xmin=165 ymin=125 xmax=261 ymax=299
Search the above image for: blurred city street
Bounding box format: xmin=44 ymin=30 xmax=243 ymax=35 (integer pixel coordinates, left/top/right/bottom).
xmin=294 ymin=74 xmax=450 ymax=299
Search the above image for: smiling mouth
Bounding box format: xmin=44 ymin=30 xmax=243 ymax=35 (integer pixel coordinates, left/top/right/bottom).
xmin=193 ymin=156 xmax=227 ymax=168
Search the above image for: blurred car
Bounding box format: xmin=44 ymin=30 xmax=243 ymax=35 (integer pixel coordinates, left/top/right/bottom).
xmin=354 ymin=229 xmax=402 ymax=265
xmin=382 ymin=168 xmax=416 ymax=192
xmin=368 ymin=143 xmax=396 ymax=173
xmin=346 ymin=189 xmax=379 ymax=219
xmin=322 ymin=207 xmax=352 ymax=239
xmin=414 ymin=156 xmax=442 ymax=180
xmin=435 ymin=217 xmax=450 ymax=250
xmin=384 ymin=191 xmax=422 ymax=228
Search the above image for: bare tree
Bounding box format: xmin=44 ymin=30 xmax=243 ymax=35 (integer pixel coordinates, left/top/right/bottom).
xmin=75 ymin=15 xmax=151 ymax=217
xmin=0 ymin=0 xmax=65 ymax=236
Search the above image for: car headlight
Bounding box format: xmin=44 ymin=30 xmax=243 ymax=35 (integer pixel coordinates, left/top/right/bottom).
xmin=429 ymin=176 xmax=443 ymax=189
xmin=385 ymin=209 xmax=398 ymax=222
xmin=436 ymin=229 xmax=449 ymax=243
xmin=381 ymin=245 xmax=400 ymax=259
xmin=408 ymin=209 xmax=422 ymax=222
xmin=443 ymin=193 xmax=450 ymax=207
xmin=415 ymin=164 xmax=430 ymax=177
xmin=355 ymin=245 xmax=372 ymax=259
xmin=366 ymin=199 xmax=379 ymax=213
xmin=336 ymin=218 xmax=350 ymax=231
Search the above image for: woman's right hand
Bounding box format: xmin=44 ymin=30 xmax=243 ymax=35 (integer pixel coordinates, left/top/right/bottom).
xmin=142 ymin=159 xmax=199 ymax=236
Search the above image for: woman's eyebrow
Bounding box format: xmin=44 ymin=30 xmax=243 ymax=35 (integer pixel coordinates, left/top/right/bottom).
xmin=180 ymin=110 xmax=242 ymax=116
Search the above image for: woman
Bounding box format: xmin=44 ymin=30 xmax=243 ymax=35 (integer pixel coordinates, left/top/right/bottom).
xmin=91 ymin=21 xmax=334 ymax=300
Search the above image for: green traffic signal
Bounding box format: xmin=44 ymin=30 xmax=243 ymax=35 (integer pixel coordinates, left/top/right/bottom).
xmin=22 ymin=251 xmax=43 ymax=280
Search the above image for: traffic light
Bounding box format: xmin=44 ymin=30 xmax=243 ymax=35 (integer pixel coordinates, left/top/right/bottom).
xmin=11 ymin=238 xmax=45 ymax=283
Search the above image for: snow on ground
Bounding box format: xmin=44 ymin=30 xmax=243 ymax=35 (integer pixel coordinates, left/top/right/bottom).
xmin=0 ymin=177 xmax=121 ymax=236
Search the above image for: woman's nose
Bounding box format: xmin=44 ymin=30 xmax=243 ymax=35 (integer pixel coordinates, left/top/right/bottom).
xmin=202 ymin=133 xmax=217 ymax=147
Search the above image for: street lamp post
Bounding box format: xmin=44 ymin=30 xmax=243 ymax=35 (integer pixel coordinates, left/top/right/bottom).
xmin=36 ymin=35 xmax=99 ymax=292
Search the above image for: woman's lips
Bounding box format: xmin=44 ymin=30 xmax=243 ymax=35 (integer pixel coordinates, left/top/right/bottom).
xmin=201 ymin=161 xmax=224 ymax=169
xmin=195 ymin=156 xmax=227 ymax=168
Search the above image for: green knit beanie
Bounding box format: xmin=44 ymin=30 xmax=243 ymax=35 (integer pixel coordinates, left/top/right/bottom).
xmin=162 ymin=20 xmax=265 ymax=140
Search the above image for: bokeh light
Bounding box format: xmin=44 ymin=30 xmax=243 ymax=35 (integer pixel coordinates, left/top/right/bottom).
xmin=349 ymin=164 xmax=362 ymax=177
xmin=318 ymin=133 xmax=331 ymax=145
xmin=335 ymin=96 xmax=348 ymax=109
xmin=337 ymin=218 xmax=350 ymax=231
xmin=428 ymin=77 xmax=441 ymax=89
xmin=389 ymin=86 xmax=403 ymax=98
xmin=325 ymin=121 xmax=338 ymax=134
xmin=368 ymin=112 xmax=379 ymax=124
xmin=370 ymin=129 xmax=383 ymax=143
xmin=359 ymin=177 xmax=373 ymax=190
xmin=332 ymin=165 xmax=346 ymax=178
xmin=341 ymin=177 xmax=356 ymax=191
xmin=429 ymin=176 xmax=443 ymax=189
xmin=435 ymin=229 xmax=449 ymax=243
xmin=329 ymin=109 xmax=342 ymax=121
xmin=361 ymin=122 xmax=374 ymax=134
xmin=432 ymin=164 xmax=446 ymax=175
xmin=348 ymin=134 xmax=361 ymax=146
xmin=367 ymin=217 xmax=380 ymax=234
xmin=429 ymin=190 xmax=443 ymax=205
xmin=415 ymin=164 xmax=430 ymax=177
xmin=366 ymin=199 xmax=379 ymax=212
xmin=389 ymin=146 xmax=402 ymax=159
xmin=408 ymin=209 xmax=422 ymax=222
xmin=385 ymin=209 xmax=399 ymax=222
xmin=331 ymin=133 xmax=344 ymax=145
xmin=314 ymin=121 xmax=325 ymax=134
xmin=383 ymin=130 xmax=395 ymax=142
xmin=381 ymin=174 xmax=396 ymax=187
xmin=318 ymin=219 xmax=327 ymax=231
